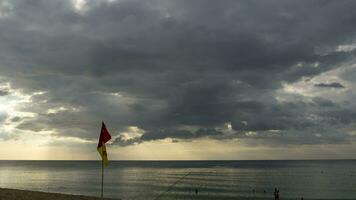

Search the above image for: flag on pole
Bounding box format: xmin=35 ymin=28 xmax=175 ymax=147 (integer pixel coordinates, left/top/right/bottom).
xmin=97 ymin=121 xmax=112 ymax=166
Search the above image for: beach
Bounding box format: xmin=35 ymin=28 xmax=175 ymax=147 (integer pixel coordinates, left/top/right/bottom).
xmin=0 ymin=188 xmax=118 ymax=200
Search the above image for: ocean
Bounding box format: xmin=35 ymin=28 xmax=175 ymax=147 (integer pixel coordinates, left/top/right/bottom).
xmin=0 ymin=160 xmax=355 ymax=200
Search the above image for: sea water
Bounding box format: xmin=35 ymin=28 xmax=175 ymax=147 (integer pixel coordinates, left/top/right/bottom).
xmin=0 ymin=160 xmax=355 ymax=200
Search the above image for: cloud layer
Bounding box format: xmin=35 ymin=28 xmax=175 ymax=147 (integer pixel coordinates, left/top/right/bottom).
xmin=1 ymin=0 xmax=356 ymax=149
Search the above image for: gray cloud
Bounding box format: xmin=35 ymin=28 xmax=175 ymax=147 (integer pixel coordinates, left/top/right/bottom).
xmin=10 ymin=116 xmax=21 ymax=122
xmin=0 ymin=89 xmax=9 ymax=96
xmin=112 ymin=127 xmax=224 ymax=146
xmin=0 ymin=0 xmax=355 ymax=146
xmin=314 ymin=82 xmax=345 ymax=88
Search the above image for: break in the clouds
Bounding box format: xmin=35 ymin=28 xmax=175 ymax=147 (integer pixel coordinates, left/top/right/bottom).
xmin=1 ymin=0 xmax=356 ymax=154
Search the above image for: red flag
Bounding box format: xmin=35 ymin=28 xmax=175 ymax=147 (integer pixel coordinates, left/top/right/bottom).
xmin=97 ymin=122 xmax=111 ymax=148
xmin=97 ymin=121 xmax=112 ymax=166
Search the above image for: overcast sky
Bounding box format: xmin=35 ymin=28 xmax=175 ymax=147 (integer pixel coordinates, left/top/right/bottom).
xmin=1 ymin=0 xmax=356 ymax=160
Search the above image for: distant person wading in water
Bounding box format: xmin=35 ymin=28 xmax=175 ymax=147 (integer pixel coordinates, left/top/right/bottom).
xmin=274 ymin=188 xmax=280 ymax=200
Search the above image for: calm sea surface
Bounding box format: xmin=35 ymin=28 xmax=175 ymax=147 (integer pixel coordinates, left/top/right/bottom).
xmin=0 ymin=160 xmax=355 ymax=200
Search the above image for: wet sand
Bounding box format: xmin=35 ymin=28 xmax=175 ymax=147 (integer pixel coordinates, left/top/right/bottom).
xmin=0 ymin=188 xmax=119 ymax=200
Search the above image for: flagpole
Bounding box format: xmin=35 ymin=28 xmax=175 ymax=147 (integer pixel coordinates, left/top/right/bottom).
xmin=98 ymin=121 xmax=111 ymax=199
xmin=101 ymin=158 xmax=104 ymax=198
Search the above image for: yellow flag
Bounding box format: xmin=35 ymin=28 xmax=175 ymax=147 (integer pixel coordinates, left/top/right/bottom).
xmin=97 ymin=142 xmax=109 ymax=166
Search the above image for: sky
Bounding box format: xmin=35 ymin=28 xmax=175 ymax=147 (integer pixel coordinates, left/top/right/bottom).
xmin=1 ymin=0 xmax=356 ymax=160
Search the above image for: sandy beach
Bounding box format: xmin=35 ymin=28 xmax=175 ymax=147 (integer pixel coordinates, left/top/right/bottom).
xmin=0 ymin=188 xmax=119 ymax=200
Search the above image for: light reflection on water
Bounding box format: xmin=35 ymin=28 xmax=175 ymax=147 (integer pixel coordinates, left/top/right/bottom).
xmin=0 ymin=160 xmax=354 ymax=200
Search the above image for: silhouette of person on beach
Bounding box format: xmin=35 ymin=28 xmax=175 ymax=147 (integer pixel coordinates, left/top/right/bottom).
xmin=274 ymin=188 xmax=280 ymax=200
xmin=195 ymin=188 xmax=198 ymax=195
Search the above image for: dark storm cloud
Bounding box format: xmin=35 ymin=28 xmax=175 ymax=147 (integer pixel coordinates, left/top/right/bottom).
xmin=314 ymin=82 xmax=345 ymax=88
xmin=0 ymin=0 xmax=356 ymax=146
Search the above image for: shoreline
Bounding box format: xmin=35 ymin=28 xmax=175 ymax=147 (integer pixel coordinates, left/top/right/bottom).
xmin=0 ymin=188 xmax=120 ymax=200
